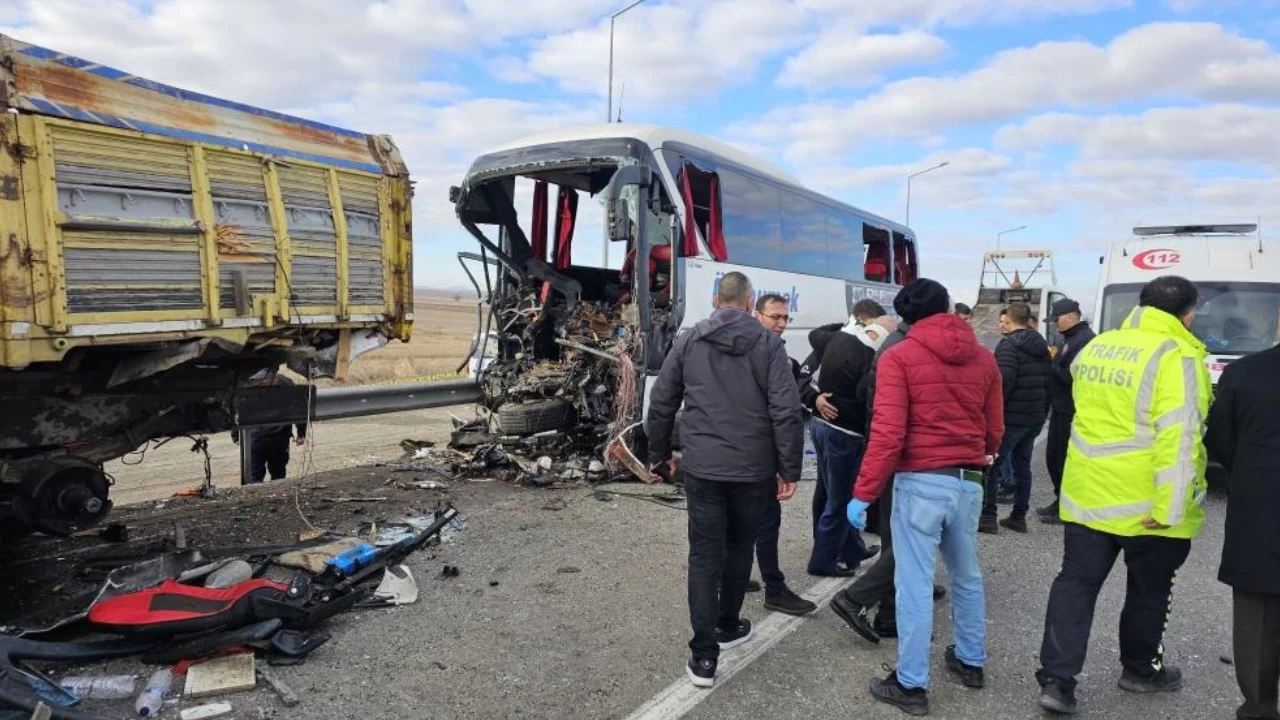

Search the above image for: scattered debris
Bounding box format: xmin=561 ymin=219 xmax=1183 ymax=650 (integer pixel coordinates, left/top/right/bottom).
xmin=1221 ymin=654 xmax=1234 ymax=666
xmin=256 ymin=668 xmax=299 ymax=707
xmin=556 ymin=567 xmax=581 ymax=574
xmin=59 ymin=674 xmax=136 ymax=700
xmin=542 ymin=497 xmax=568 ymax=512
xmin=71 ymin=522 xmax=130 ymax=543
xmin=205 ymin=560 xmax=253 ymax=589
xmin=322 ymin=496 xmax=389 ymax=503
xmin=180 ymin=702 xmax=233 ymax=720
xmin=412 ymin=480 xmax=448 ymax=490
xmin=184 ymin=652 xmax=256 ymax=699
xmin=441 ymin=565 xmax=460 ymax=579
xmin=432 ymin=661 xmax=447 ymax=671
xmin=367 ymin=565 xmax=419 ymax=607
xmin=135 ymin=668 xmax=172 ymax=717
xmin=489 ymin=580 xmax=500 ymax=587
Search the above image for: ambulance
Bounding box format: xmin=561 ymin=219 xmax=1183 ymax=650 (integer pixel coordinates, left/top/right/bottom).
xmin=1093 ymin=224 xmax=1280 ymax=385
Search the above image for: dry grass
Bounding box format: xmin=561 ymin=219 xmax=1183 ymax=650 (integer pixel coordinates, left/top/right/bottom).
xmin=337 ymin=290 xmax=480 ymax=385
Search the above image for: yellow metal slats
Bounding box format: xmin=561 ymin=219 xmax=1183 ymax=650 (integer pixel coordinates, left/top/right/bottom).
xmin=188 ymin=145 xmax=220 ymax=325
xmin=48 ymin=123 xmax=191 ymax=188
xmin=377 ymin=178 xmax=396 ymax=318
xmin=32 ymin=120 xmax=68 ymax=332
xmin=263 ymin=160 xmax=291 ymax=322
xmin=326 ymin=169 xmax=349 ymax=320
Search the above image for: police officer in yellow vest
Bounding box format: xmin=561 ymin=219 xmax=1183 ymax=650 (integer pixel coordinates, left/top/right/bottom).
xmin=1035 ymin=276 xmax=1211 ymax=715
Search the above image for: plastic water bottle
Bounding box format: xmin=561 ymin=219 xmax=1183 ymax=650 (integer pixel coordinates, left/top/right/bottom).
xmin=60 ymin=675 xmax=136 ymax=700
xmin=135 ymin=669 xmax=172 ymax=717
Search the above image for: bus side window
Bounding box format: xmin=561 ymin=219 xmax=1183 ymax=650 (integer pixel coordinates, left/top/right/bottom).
xmin=826 ymin=209 xmax=863 ymax=282
xmin=719 ymin=168 xmax=782 ymax=270
xmin=781 ymin=194 xmax=827 ymax=276
xmin=864 ymin=225 xmax=891 ymax=283
xmin=892 ymin=231 xmax=918 ymax=285
xmin=678 ymin=163 xmax=723 ymax=259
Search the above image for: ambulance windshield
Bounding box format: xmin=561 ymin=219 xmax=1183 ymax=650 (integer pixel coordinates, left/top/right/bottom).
xmin=1100 ymin=282 xmax=1280 ymax=354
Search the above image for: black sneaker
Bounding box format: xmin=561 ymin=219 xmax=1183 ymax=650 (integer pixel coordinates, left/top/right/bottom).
xmin=1038 ymin=680 xmax=1078 ymax=714
xmin=714 ymin=618 xmax=753 ymax=650
xmin=1039 ymin=512 xmax=1063 ymax=526
xmin=869 ymin=668 xmax=930 ymax=716
xmin=745 ymin=579 xmax=762 ymax=593
xmin=1036 ymin=501 xmax=1059 ymax=518
xmin=832 ymin=595 xmax=880 ymax=644
xmin=1118 ymin=666 xmax=1183 ymax=693
xmin=764 ymin=587 xmax=817 ymax=616
xmin=944 ymin=645 xmax=984 ymax=689
xmin=686 ymin=657 xmax=716 ymax=688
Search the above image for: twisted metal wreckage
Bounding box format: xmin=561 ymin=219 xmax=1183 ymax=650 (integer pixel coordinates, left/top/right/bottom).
xmin=444 ymin=147 xmax=683 ymax=487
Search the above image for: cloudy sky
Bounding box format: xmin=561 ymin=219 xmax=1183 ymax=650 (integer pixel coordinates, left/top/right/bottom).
xmin=5 ymin=0 xmax=1278 ymax=308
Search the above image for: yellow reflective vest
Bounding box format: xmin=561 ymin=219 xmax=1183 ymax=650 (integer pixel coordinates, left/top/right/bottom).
xmin=1060 ymin=306 xmax=1211 ymax=539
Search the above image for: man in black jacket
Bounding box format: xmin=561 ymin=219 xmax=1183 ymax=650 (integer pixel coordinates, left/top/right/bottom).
xmin=748 ymin=293 xmax=819 ymax=616
xmin=805 ymin=322 xmax=879 ymax=577
xmin=647 ymin=272 xmax=804 ymax=689
xmin=981 ymin=302 xmax=1051 ymax=533
xmin=1206 ymin=311 xmax=1280 ymax=720
xmin=1037 ymin=299 xmax=1096 ymax=524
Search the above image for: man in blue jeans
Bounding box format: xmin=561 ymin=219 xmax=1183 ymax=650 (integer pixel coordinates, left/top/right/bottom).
xmin=980 ymin=302 xmax=1051 ymax=534
xmin=848 ymin=279 xmax=1004 ymax=715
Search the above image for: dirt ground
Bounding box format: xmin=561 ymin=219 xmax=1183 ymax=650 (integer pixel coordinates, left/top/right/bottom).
xmin=339 ymin=290 xmax=478 ymax=385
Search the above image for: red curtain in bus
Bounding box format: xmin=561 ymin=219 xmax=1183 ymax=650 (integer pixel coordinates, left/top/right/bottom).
xmin=553 ymin=187 xmax=578 ymax=271
xmin=530 ymin=181 xmax=548 ymax=261
xmin=678 ymin=165 xmax=728 ymax=261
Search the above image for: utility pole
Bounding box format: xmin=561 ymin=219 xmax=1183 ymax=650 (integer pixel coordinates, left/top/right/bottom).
xmin=905 ymin=161 xmax=948 ymax=228
xmin=607 ymin=0 xmax=651 ymax=123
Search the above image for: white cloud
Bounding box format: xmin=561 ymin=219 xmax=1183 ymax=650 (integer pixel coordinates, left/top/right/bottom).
xmin=520 ymin=0 xmax=810 ymax=109
xmin=996 ymin=105 xmax=1280 ymax=172
xmin=733 ymin=22 xmax=1280 ymax=162
xmin=796 ymin=0 xmax=1132 ymax=28
xmin=779 ymin=29 xmax=947 ymax=89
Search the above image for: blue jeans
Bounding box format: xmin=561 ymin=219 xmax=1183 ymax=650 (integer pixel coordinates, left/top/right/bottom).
xmin=893 ymin=471 xmax=986 ymax=689
xmin=808 ymin=419 xmax=870 ymax=575
xmin=983 ymin=423 xmax=1043 ymax=517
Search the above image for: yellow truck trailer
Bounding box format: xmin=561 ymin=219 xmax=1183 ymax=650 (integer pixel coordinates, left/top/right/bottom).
xmin=0 ymin=35 xmax=413 ymax=538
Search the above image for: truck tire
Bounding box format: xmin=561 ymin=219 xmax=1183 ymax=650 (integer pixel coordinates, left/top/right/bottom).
xmin=498 ymin=399 xmax=576 ymax=435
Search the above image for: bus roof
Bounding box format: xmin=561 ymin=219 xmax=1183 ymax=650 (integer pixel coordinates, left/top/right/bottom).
xmin=479 ymin=123 xmax=912 ymax=236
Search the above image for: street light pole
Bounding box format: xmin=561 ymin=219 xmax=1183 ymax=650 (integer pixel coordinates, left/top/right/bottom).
xmin=606 ymin=0 xmax=650 ymax=124
xmin=905 ymin=161 xmax=948 ymax=228
xmin=996 ymin=224 xmax=1028 ymax=250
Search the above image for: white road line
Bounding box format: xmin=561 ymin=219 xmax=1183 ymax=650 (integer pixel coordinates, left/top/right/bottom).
xmin=625 ymin=574 xmax=855 ymax=720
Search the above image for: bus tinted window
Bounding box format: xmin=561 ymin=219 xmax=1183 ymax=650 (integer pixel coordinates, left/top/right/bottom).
xmin=782 ymin=194 xmax=828 ymax=276
xmin=826 ymin=209 xmax=864 ymax=281
xmin=720 ymin=168 xmax=782 ymax=270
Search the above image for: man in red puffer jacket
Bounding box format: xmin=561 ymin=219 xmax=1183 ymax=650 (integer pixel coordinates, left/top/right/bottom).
xmin=847 ymin=278 xmax=1004 ymax=716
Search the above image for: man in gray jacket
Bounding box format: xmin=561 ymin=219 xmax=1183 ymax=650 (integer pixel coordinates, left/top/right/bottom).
xmin=647 ymin=271 xmax=804 ymax=689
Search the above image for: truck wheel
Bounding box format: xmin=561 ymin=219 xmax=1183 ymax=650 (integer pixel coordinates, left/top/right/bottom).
xmin=497 ymin=399 xmax=576 ymax=435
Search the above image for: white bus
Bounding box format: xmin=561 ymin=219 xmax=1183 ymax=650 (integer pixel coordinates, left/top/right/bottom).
xmin=1094 ymin=224 xmax=1280 ymax=386
xmin=450 ymin=123 xmax=919 ymax=442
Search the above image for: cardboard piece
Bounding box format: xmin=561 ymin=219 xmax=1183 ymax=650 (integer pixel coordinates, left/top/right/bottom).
xmin=183 ymin=652 xmax=256 ymax=699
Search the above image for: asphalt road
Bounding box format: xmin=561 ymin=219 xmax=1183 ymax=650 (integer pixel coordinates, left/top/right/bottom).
xmin=92 ymin=423 xmax=1239 ymax=720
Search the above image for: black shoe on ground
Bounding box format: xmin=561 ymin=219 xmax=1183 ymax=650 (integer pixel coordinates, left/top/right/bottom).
xmin=810 ymin=565 xmax=857 ymax=578
xmin=999 ymin=514 xmax=1028 ymax=533
xmin=764 ymin=587 xmax=817 ymax=616
xmin=1118 ymin=666 xmax=1183 ymax=693
xmin=1038 ymin=680 xmax=1078 ymax=714
xmin=869 ymin=669 xmax=930 ymax=716
xmin=745 ymin=579 xmax=762 ymax=593
xmin=855 ymin=544 xmax=881 ymax=562
xmin=1036 ymin=501 xmax=1059 ymax=517
xmin=831 ymin=595 xmax=880 ymax=644
xmin=944 ymin=645 xmax=984 ymax=689
xmin=686 ymin=657 xmax=716 ymax=688
xmin=933 ymin=584 xmax=947 ymax=601
xmin=714 ymin=618 xmax=753 ymax=650
xmin=873 ymin=615 xmax=898 ymax=639
xmin=978 ymin=515 xmax=999 ymax=534
xmin=1039 ymin=512 xmax=1064 ymax=526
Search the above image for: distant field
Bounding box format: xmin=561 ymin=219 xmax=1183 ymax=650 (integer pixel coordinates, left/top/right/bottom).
xmin=338 ymin=289 xmax=479 ymax=385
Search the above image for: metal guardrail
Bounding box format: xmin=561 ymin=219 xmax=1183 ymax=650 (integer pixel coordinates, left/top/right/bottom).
xmin=313 ymin=378 xmax=482 ymax=421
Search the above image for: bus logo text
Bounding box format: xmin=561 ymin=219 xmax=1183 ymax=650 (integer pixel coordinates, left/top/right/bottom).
xmin=1132 ymin=248 xmax=1181 ymax=270
xmin=712 ymin=273 xmax=799 ymax=312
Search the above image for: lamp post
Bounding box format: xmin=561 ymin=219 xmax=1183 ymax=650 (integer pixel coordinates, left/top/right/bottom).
xmin=996 ymin=224 xmax=1028 ymax=250
xmin=607 ymin=0 xmax=651 ymax=123
xmin=905 ymin=161 xmax=948 ymax=228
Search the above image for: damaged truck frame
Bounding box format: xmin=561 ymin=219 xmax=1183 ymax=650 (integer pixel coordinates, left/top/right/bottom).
xmin=451 ymin=124 xmax=920 ymax=478
xmin=0 ymin=36 xmax=413 ymax=539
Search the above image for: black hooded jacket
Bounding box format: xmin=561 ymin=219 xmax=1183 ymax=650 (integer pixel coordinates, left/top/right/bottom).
xmin=646 ymin=308 xmax=804 ymax=483
xmin=995 ymin=327 xmax=1052 ymax=428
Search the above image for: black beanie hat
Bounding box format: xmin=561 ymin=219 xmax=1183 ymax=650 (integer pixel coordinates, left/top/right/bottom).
xmin=894 ymin=278 xmax=950 ymax=324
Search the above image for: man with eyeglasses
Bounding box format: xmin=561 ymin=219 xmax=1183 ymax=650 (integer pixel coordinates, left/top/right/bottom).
xmin=748 ymin=294 xmax=820 ymax=616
